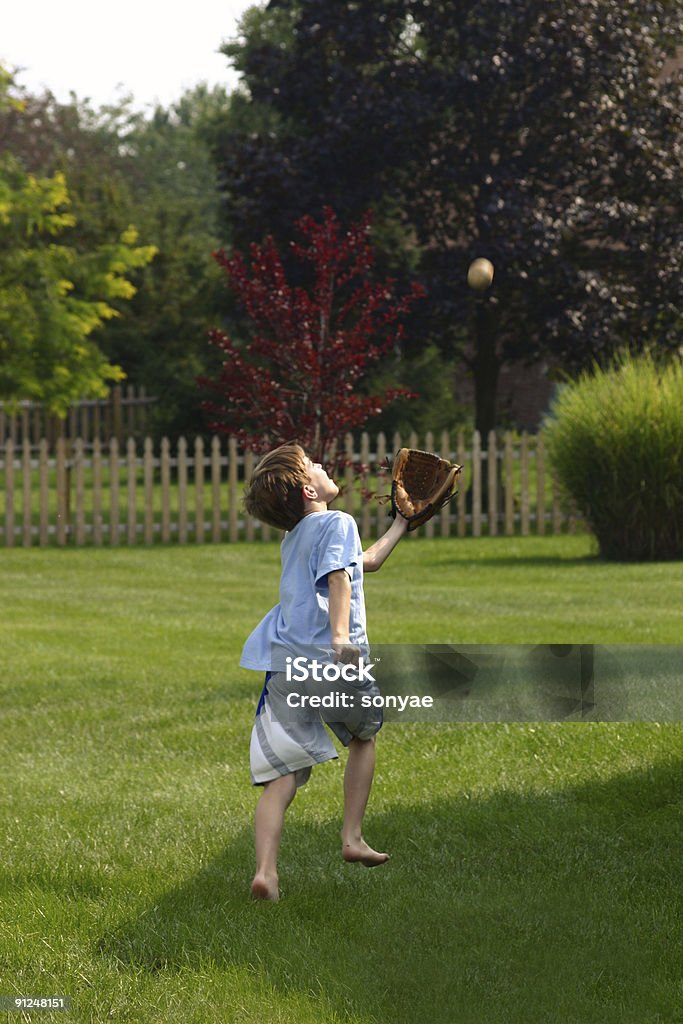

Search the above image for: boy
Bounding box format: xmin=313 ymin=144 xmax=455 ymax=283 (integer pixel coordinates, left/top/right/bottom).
xmin=240 ymin=442 xmax=408 ymax=900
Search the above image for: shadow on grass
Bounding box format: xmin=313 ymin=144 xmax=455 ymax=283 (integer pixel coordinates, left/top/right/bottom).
xmin=98 ymin=757 xmax=682 ymax=1024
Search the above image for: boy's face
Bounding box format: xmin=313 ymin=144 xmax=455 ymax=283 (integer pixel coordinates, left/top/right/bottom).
xmin=304 ymin=457 xmax=339 ymax=503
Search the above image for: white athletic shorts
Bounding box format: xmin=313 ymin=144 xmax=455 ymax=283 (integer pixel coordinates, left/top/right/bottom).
xmin=250 ymin=670 xmax=383 ymax=787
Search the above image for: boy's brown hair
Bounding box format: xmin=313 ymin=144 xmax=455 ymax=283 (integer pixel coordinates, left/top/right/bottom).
xmin=243 ymin=443 xmax=309 ymax=531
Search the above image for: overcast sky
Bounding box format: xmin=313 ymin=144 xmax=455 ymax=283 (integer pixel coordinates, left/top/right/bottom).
xmin=2 ymin=0 xmax=256 ymax=111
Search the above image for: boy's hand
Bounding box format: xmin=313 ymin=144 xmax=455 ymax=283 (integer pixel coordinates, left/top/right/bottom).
xmin=332 ymin=637 xmax=361 ymax=666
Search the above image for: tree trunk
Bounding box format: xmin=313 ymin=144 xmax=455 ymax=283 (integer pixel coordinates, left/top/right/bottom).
xmin=471 ymin=298 xmax=500 ymax=437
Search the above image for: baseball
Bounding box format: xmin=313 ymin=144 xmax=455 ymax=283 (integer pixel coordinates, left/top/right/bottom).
xmin=467 ymin=258 xmax=495 ymax=291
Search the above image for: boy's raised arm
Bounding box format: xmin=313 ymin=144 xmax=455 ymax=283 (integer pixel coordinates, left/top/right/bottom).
xmin=362 ymin=516 xmax=408 ymax=573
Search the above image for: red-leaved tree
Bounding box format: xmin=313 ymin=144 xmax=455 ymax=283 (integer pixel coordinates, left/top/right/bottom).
xmin=199 ymin=207 xmax=425 ymax=465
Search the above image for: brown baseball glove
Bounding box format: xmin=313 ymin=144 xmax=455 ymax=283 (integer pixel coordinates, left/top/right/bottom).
xmin=390 ymin=448 xmax=462 ymax=531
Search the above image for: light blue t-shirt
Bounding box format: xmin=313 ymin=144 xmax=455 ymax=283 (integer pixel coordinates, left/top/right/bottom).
xmin=240 ymin=510 xmax=367 ymax=672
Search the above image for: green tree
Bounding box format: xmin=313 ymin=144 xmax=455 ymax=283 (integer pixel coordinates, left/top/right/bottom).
xmin=213 ymin=0 xmax=683 ymax=435
xmin=100 ymin=86 xmax=230 ymax=438
xmin=0 ymin=78 xmax=230 ymax=436
xmin=0 ymin=68 xmax=156 ymax=414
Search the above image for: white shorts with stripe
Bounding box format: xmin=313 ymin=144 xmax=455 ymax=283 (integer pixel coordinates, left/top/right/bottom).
xmin=250 ymin=670 xmax=383 ymax=788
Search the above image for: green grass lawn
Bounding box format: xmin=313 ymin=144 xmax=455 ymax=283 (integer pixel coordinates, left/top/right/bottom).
xmin=1 ymin=536 xmax=681 ymax=1023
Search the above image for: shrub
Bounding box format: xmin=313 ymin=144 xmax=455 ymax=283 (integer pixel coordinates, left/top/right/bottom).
xmin=544 ymin=352 xmax=683 ymax=561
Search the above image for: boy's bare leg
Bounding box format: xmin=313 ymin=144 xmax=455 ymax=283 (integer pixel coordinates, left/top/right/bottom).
xmin=341 ymin=737 xmax=389 ymax=867
xmin=251 ymin=773 xmax=297 ymax=900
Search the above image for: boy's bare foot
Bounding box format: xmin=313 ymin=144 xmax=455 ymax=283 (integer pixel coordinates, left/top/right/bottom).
xmin=342 ymin=838 xmax=390 ymax=868
xmin=250 ymin=872 xmax=280 ymax=901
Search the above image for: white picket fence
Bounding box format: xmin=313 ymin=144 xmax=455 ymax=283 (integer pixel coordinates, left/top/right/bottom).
xmin=0 ymin=429 xmax=580 ymax=547
xmin=0 ymin=385 xmax=155 ymax=448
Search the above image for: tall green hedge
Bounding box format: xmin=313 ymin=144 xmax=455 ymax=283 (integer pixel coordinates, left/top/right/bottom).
xmin=545 ymin=353 xmax=683 ymax=561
